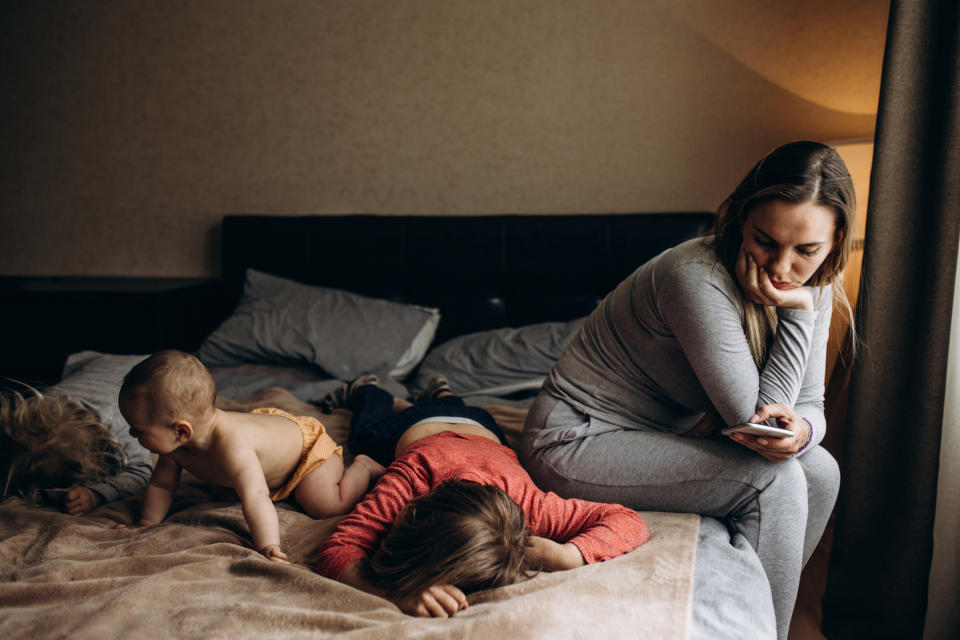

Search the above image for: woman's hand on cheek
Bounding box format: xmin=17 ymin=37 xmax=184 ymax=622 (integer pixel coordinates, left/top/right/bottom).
xmin=736 ymin=246 xmax=813 ymax=311
xmin=398 ymin=584 xmax=468 ymax=617
xmin=728 ymin=403 xmax=809 ymax=463
xmin=736 ymin=246 xmax=776 ymax=306
xmin=756 ymin=270 xmax=815 ymax=311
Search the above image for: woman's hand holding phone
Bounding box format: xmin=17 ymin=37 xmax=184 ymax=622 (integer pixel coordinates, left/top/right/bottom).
xmin=720 ymin=423 xmax=793 ymax=438
xmin=725 ymin=402 xmax=810 ymax=462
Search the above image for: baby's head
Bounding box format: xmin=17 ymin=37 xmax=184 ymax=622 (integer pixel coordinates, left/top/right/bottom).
xmin=1 ymin=387 xmax=124 ymax=503
xmin=364 ymin=479 xmax=532 ymax=600
xmin=118 ymin=350 xmax=216 ymax=454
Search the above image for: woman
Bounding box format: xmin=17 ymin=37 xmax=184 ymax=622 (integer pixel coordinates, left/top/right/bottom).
xmin=520 ymin=140 xmax=855 ymax=639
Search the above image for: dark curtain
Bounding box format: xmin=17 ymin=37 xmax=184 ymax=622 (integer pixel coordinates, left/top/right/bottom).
xmin=823 ymin=1 xmax=960 ymax=638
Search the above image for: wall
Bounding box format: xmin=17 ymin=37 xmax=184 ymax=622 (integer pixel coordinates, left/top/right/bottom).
xmin=0 ymin=0 xmax=888 ymax=277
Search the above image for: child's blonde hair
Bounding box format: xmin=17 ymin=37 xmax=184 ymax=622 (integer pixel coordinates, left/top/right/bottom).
xmin=119 ymin=350 xmax=216 ymax=425
xmin=364 ymin=479 xmax=533 ymax=600
xmin=0 ymin=386 xmax=124 ymax=501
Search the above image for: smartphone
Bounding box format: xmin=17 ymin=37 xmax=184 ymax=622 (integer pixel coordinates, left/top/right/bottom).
xmin=720 ymin=422 xmax=793 ymax=439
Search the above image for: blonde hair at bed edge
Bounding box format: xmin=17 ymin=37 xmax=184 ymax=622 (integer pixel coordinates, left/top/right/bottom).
xmin=710 ymin=140 xmax=857 ymax=368
xmin=0 ymin=387 xmax=125 ymax=501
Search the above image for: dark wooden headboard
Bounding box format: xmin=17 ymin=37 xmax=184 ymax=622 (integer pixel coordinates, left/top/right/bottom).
xmin=220 ymin=213 xmax=715 ymax=343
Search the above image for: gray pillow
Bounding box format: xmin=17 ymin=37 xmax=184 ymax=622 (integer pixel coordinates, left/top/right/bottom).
xmin=197 ymin=269 xmax=440 ymax=380
xmin=414 ymin=318 xmax=585 ymax=397
xmin=52 ymin=351 xmax=149 ymax=419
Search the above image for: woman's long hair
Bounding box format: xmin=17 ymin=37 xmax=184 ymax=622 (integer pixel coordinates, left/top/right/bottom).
xmin=709 ymin=140 xmax=858 ymax=368
xmin=364 ymin=479 xmax=533 ymax=601
xmin=0 ymin=385 xmax=125 ymax=502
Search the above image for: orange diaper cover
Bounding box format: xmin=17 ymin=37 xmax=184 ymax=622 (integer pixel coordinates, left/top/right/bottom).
xmin=253 ymin=407 xmax=343 ymax=502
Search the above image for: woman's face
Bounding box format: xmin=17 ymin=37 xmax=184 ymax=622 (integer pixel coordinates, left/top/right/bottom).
xmin=741 ymin=199 xmax=837 ymax=289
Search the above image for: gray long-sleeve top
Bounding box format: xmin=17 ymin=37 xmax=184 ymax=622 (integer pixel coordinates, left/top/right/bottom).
xmin=82 ymin=402 xmax=153 ymax=503
xmin=51 ymin=351 xmax=154 ymax=503
xmin=544 ymin=238 xmax=831 ymax=448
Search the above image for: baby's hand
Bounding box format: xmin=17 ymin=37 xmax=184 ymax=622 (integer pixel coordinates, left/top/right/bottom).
xmin=260 ymin=544 xmax=290 ymax=564
xmin=115 ymin=520 xmax=156 ymax=529
xmin=64 ymin=486 xmax=100 ymax=516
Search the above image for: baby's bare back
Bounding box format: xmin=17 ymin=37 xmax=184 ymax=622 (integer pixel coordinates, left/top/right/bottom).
xmin=173 ymin=410 xmax=305 ymax=490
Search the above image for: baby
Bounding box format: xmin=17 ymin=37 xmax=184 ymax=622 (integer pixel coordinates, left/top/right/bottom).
xmin=118 ymin=349 xmax=384 ymax=562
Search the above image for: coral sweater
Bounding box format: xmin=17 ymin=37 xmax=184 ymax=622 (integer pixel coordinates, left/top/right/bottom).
xmin=316 ymin=432 xmax=649 ymax=580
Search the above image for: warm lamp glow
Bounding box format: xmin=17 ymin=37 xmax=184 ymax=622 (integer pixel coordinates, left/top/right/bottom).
xmin=831 ymin=139 xmax=873 ymax=242
xmin=824 ymin=139 xmax=871 ymax=390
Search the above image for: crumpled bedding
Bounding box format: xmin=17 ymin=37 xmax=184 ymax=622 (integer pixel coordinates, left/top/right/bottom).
xmin=0 ymin=388 xmax=700 ymax=640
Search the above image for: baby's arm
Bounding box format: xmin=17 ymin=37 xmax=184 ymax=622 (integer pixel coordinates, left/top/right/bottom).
xmin=222 ymin=443 xmax=286 ymax=563
xmin=138 ymin=454 xmax=181 ymax=525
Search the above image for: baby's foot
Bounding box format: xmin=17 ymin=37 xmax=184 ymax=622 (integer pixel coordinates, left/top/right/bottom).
xmin=354 ymin=454 xmax=387 ymax=481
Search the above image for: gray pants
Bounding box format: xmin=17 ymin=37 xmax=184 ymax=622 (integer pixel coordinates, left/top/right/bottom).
xmin=520 ymin=393 xmax=840 ymax=640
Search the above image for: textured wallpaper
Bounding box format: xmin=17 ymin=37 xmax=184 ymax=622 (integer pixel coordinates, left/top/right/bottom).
xmin=0 ymin=0 xmax=888 ymax=277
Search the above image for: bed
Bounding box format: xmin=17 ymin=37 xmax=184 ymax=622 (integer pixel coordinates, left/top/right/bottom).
xmin=0 ymin=214 xmax=776 ymax=639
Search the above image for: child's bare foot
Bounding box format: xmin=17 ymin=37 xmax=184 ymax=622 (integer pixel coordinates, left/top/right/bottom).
xmin=354 ymin=454 xmax=387 ymax=481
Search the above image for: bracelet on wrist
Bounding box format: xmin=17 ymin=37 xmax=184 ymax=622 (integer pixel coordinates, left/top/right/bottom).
xmin=797 ymin=417 xmax=815 ymax=454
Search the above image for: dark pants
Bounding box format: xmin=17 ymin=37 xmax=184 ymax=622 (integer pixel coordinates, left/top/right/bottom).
xmin=347 ymin=385 xmax=508 ymax=466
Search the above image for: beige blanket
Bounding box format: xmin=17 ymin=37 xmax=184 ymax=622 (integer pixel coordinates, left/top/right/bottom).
xmin=0 ymin=389 xmax=700 ymax=639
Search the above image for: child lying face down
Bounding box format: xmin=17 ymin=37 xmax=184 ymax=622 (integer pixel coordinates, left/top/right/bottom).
xmin=315 ymin=376 xmax=650 ymax=616
xmin=118 ymin=350 xmax=385 ymax=563
xmin=1 ymin=385 xmax=153 ymax=515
